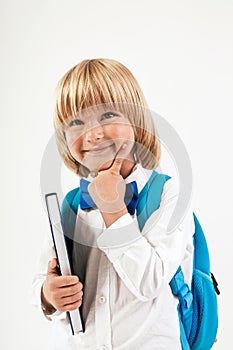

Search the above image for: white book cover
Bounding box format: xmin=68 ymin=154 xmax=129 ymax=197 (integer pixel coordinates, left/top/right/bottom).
xmin=45 ymin=193 xmax=83 ymax=335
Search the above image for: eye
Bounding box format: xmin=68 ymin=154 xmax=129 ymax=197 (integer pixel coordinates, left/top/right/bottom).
xmin=68 ymin=119 xmax=84 ymax=127
xmin=101 ymin=111 xmax=118 ymax=121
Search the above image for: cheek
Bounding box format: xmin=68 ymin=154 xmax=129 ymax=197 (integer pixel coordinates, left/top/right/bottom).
xmin=106 ymin=124 xmax=135 ymax=141
xmin=127 ymin=126 xmax=135 ymax=142
xmin=106 ymin=125 xmax=135 ymax=156
xmin=67 ymin=137 xmax=83 ymax=161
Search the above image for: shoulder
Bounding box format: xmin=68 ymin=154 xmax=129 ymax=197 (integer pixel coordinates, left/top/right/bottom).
xmin=159 ymin=172 xmax=194 ymax=232
xmin=160 ymin=172 xmax=193 ymax=214
xmin=154 ymin=169 xmax=193 ymax=218
xmin=147 ymin=170 xmax=179 ymax=203
xmin=145 ymin=171 xmax=194 ymax=235
xmin=160 ymin=173 xmax=179 ymax=204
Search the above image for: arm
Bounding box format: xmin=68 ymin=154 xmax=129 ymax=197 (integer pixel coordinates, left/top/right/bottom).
xmin=96 ymin=177 xmax=195 ymax=301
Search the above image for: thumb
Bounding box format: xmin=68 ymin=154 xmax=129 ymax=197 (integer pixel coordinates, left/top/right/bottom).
xmin=47 ymin=258 xmax=58 ymax=276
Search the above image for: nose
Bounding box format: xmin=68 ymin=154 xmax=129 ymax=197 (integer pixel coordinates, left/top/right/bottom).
xmin=84 ymin=125 xmax=104 ymax=143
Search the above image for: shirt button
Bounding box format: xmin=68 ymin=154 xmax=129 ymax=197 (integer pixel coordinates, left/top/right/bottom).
xmin=99 ymin=296 xmax=106 ymax=304
xmin=100 ymin=346 xmax=107 ymax=350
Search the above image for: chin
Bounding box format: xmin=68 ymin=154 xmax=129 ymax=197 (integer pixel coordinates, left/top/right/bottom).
xmin=97 ymin=160 xmax=114 ymax=171
xmin=82 ymin=158 xmax=114 ymax=174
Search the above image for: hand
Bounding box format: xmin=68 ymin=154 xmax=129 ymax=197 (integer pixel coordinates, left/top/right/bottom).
xmin=41 ymin=258 xmax=83 ymax=313
xmin=88 ymin=154 xmax=126 ymax=214
xmin=88 ymin=146 xmax=131 ymax=227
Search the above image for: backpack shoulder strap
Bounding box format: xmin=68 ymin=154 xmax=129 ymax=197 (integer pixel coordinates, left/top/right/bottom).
xmin=193 ymin=213 xmax=210 ymax=273
xmin=136 ymin=170 xmax=171 ymax=231
xmin=61 ymin=187 xmax=81 ymax=271
xmin=61 ymin=187 xmax=81 ymax=234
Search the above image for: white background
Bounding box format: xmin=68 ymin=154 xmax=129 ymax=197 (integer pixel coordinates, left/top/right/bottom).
xmin=1 ymin=0 xmax=232 ymax=349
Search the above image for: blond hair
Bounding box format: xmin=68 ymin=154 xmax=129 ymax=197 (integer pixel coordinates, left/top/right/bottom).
xmin=54 ymin=58 xmax=161 ymax=176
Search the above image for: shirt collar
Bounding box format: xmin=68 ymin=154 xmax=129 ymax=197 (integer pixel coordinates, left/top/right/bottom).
xmin=124 ymin=164 xmax=153 ymax=194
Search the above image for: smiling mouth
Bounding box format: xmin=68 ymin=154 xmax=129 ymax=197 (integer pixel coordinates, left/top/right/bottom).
xmin=83 ymin=143 xmax=115 ymax=155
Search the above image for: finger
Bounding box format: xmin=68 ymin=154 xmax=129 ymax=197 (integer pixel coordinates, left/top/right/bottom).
xmin=110 ymin=157 xmax=124 ymax=174
xmin=59 ymin=282 xmax=83 ymax=297
xmin=58 ymin=298 xmax=82 ymax=312
xmin=61 ymin=290 xmax=83 ymax=304
xmin=47 ymin=258 xmax=59 ymax=276
xmin=110 ymin=144 xmax=127 ymax=174
xmin=56 ymin=275 xmax=80 ymax=288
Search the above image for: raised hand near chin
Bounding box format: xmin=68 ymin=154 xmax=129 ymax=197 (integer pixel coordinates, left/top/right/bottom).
xmin=88 ymin=145 xmax=129 ymax=226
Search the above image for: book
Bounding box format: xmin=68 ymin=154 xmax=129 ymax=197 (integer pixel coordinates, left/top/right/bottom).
xmin=45 ymin=193 xmax=83 ymax=335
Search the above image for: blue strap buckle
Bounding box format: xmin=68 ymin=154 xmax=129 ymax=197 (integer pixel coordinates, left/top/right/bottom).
xmin=178 ymin=284 xmax=193 ymax=311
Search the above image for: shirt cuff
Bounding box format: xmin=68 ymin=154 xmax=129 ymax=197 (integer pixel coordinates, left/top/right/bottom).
xmin=107 ymin=212 xmax=135 ymax=229
xmin=97 ymin=214 xmax=143 ymax=260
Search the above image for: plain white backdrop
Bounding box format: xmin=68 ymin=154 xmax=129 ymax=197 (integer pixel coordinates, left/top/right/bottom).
xmin=1 ymin=0 xmax=232 ymax=349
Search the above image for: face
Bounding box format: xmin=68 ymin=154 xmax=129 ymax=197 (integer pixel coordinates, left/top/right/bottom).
xmin=64 ymin=106 xmax=135 ymax=176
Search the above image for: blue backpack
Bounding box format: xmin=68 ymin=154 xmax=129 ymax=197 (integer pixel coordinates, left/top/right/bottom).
xmin=61 ymin=170 xmax=219 ymax=350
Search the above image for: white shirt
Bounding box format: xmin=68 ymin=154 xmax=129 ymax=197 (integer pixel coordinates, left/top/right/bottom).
xmin=30 ymin=165 xmax=195 ymax=350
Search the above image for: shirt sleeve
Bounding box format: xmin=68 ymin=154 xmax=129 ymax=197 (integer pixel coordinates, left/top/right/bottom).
xmin=96 ymin=177 xmax=195 ymax=301
xmin=28 ymin=231 xmax=67 ymax=321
